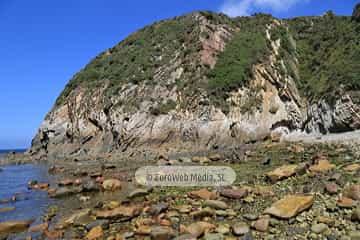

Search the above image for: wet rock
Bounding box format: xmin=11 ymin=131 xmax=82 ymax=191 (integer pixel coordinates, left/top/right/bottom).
xmin=86 ymin=226 xmax=103 ymax=240
xmin=344 ymin=184 xmax=360 ymax=201
xmin=186 ymin=222 xmax=215 ymax=237
xmin=203 ymin=200 xmax=228 ymax=210
xmin=220 ymin=188 xmax=248 ymax=199
xmin=311 ymin=223 xmax=328 ymax=234
xmin=150 ymin=226 xmax=176 ymax=240
xmin=264 ymin=195 xmax=314 ymax=219
xmin=102 ymin=179 xmax=122 ymax=191
xmin=50 ymin=186 xmax=83 ymax=198
xmin=309 ymin=160 xmax=335 ymax=173
xmin=64 ymin=209 xmax=92 ymax=227
xmin=128 ymin=188 xmax=149 ymax=198
xmin=95 ymin=205 xmax=141 ymax=220
xmin=188 ymin=189 xmax=217 ymax=200
xmin=85 ymin=220 xmax=110 ymax=231
xmin=148 ymin=202 xmax=169 ymax=215
xmin=0 ymin=219 xmax=34 ymax=235
xmin=266 ymin=164 xmax=298 ymax=182
xmin=30 ymin=183 xmax=49 ymax=190
xmin=29 ymin=222 xmax=48 ymax=233
xmin=0 ymin=207 xmax=15 ymax=213
xmin=58 ymin=179 xmax=73 ymax=186
xmin=251 ymin=217 xmax=269 ymax=232
xmin=82 ymin=180 xmax=100 ymax=192
xmin=232 ymin=222 xmax=250 ymax=236
xmin=325 ymin=182 xmax=339 ymax=194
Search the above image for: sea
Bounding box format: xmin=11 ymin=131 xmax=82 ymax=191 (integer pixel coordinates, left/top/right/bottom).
xmin=0 ymin=149 xmax=54 ymax=230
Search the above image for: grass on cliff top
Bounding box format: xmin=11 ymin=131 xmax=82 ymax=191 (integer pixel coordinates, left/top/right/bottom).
xmin=55 ymin=14 xmax=201 ymax=106
xmin=289 ymin=13 xmax=360 ymax=102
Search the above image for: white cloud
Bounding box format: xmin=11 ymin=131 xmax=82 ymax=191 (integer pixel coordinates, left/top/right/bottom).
xmin=220 ymin=0 xmax=309 ymax=17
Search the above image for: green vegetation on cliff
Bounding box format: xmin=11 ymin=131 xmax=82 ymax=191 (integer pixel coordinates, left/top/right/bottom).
xmin=289 ymin=13 xmax=360 ymax=102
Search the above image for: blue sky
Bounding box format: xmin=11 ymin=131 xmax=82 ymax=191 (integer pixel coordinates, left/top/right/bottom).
xmin=0 ymin=0 xmax=358 ymax=149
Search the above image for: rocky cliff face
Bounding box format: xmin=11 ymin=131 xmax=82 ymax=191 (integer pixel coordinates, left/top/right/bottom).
xmin=30 ymin=10 xmax=360 ymax=159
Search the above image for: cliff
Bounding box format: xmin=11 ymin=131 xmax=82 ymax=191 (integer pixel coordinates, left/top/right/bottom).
xmin=29 ymin=8 xmax=360 ymax=159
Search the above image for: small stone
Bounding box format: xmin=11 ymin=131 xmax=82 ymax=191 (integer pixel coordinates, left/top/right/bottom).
xmin=102 ymin=179 xmax=122 ymax=191
xmin=251 ymin=217 xmax=269 ymax=232
xmin=86 ymin=220 xmax=109 ymax=231
xmin=190 ymin=208 xmax=215 ymax=219
xmin=232 ymin=222 xmax=250 ymax=236
xmin=186 ymin=222 xmax=215 ymax=237
xmin=188 ymin=189 xmax=217 ymax=200
xmin=95 ymin=206 xmax=141 ymax=220
xmin=128 ymin=189 xmax=149 ymax=198
xmin=343 ymin=164 xmax=360 ymax=172
xmin=344 ymin=184 xmax=360 ymax=201
xmin=173 ymin=234 xmax=197 ymax=240
xmin=148 ymin=202 xmax=169 ymax=215
xmin=204 ymin=200 xmax=228 ymax=210
xmin=209 ymin=154 xmax=221 ymax=161
xmin=351 ymin=207 xmax=360 ymax=222
xmin=177 ymin=205 xmax=192 ymax=213
xmin=243 ymin=214 xmax=258 ymax=221
xmin=192 ymin=156 xmax=210 ymax=164
xmin=264 ymin=195 xmax=314 ymax=219
xmin=337 ymin=197 xmax=356 ymax=208
xmin=150 ymin=226 xmax=176 ymax=240
xmin=325 ymin=182 xmax=338 ymax=194
xmin=82 ymin=180 xmax=100 ymax=192
xmin=86 ymin=226 xmax=103 ymax=240
xmin=204 ymin=233 xmax=224 ymax=240
xmin=220 ymin=188 xmax=248 ymax=199
xmin=317 ymin=216 xmax=335 ymax=226
xmin=311 ymin=223 xmax=328 ymax=234
xmin=216 ymin=224 xmax=230 ymax=234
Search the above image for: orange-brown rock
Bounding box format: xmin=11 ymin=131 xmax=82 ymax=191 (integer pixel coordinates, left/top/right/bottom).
xmin=266 ymin=165 xmax=298 ymax=182
xmin=264 ymin=195 xmax=314 ymax=219
xmin=0 ymin=219 xmax=34 ymax=235
xmin=188 ymin=189 xmax=217 ymax=200
xmin=309 ymin=160 xmax=335 ymax=173
xmin=86 ymin=226 xmax=103 ymax=240
xmin=95 ymin=205 xmax=141 ymax=219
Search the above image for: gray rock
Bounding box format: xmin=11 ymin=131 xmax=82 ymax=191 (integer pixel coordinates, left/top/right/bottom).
xmin=311 ymin=223 xmax=328 ymax=234
xmin=203 ymin=200 xmax=228 ymax=210
xmin=150 ymin=226 xmax=175 ymax=240
xmin=232 ymin=222 xmax=250 ymax=236
xmin=82 ymin=181 xmax=99 ymax=192
xmin=85 ymin=220 xmax=109 ymax=231
xmin=149 ymin=202 xmax=169 ymax=215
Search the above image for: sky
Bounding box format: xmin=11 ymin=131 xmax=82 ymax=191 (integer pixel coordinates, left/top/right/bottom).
xmin=0 ymin=0 xmax=358 ymax=149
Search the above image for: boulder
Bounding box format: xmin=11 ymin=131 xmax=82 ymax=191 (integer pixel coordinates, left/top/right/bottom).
xmin=344 ymin=184 xmax=360 ymax=201
xmin=150 ymin=226 xmax=176 ymax=240
xmin=86 ymin=226 xmax=103 ymax=240
xmin=203 ymin=200 xmax=228 ymax=210
xmin=95 ymin=205 xmax=141 ymax=220
xmin=186 ymin=222 xmax=215 ymax=237
xmin=232 ymin=222 xmax=250 ymax=236
xmin=264 ymin=195 xmax=314 ymax=219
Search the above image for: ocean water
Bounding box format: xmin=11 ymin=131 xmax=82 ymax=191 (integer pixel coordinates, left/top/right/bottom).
xmin=0 ymin=164 xmax=54 ymax=224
